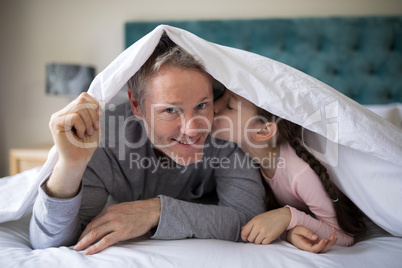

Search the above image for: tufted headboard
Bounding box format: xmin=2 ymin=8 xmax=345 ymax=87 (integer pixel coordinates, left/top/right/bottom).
xmin=125 ymin=17 xmax=402 ymax=105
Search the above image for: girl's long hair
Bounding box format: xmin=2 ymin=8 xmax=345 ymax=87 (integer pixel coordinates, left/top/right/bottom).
xmin=256 ymin=107 xmax=366 ymax=240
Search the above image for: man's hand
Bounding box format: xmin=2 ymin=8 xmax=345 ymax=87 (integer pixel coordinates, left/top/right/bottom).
xmin=241 ymin=207 xmax=291 ymax=245
xmin=45 ymin=93 xmax=103 ymax=199
xmin=287 ymin=226 xmax=338 ymax=253
xmin=74 ymin=198 xmax=161 ymax=255
xmin=49 ymin=92 xmax=102 ymax=165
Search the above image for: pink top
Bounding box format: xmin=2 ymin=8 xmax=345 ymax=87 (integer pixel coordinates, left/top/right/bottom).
xmin=262 ymin=142 xmax=354 ymax=246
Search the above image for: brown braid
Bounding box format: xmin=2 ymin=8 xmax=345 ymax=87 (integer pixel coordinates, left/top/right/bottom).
xmin=287 ymin=134 xmax=339 ymax=202
xmin=256 ymin=107 xmax=366 ymax=240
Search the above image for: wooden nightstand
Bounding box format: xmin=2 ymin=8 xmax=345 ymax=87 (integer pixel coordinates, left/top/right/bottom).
xmin=9 ymin=144 xmax=53 ymax=176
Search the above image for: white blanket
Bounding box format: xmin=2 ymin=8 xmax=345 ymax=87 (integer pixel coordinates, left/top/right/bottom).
xmin=0 ymin=25 xmax=401 ymax=238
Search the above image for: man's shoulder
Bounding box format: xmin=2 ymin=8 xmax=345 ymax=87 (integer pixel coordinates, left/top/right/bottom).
xmin=204 ymin=136 xmax=246 ymax=159
xmin=203 ymin=136 xmax=260 ymax=178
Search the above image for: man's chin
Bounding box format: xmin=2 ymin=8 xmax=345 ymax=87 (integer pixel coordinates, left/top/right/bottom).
xmin=170 ymin=151 xmax=204 ymax=166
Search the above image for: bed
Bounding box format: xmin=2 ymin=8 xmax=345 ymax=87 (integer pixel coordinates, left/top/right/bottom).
xmin=1 ymin=16 xmax=402 ymax=268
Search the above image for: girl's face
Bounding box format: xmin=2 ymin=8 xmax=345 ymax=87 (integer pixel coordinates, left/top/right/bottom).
xmin=211 ymin=89 xmax=263 ymax=153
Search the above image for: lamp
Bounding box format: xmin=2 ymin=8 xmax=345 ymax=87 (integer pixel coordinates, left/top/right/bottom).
xmin=46 ymin=63 xmax=95 ymax=96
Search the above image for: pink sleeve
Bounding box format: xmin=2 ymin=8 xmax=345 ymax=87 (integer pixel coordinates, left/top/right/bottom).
xmin=285 ymin=168 xmax=354 ymax=246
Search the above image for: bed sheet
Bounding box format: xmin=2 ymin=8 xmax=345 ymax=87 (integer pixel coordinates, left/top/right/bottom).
xmin=365 ymin=103 xmax=402 ymax=129
xmin=1 ymin=104 xmax=401 ymax=268
xmin=1 ymin=210 xmax=401 ymax=268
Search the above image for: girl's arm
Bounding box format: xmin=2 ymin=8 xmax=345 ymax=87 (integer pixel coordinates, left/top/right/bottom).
xmin=286 ymin=226 xmax=338 ymax=253
xmin=241 ymin=207 xmax=291 ymax=245
xmin=240 ymin=207 xmax=339 ymax=253
xmin=289 ymin=167 xmax=354 ymax=246
xmin=285 ymin=205 xmax=353 ymax=246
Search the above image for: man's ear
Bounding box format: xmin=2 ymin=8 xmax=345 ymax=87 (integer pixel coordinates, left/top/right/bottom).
xmin=127 ymin=89 xmax=143 ymax=120
xmin=253 ymin=122 xmax=278 ymax=142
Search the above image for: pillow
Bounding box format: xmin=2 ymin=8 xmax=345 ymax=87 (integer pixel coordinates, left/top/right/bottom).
xmin=365 ymin=103 xmax=402 ymax=129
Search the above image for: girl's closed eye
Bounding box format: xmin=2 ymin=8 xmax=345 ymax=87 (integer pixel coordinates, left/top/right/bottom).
xmin=227 ymin=103 xmax=233 ymax=110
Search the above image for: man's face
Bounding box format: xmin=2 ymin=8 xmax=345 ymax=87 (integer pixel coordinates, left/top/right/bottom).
xmin=130 ymin=65 xmax=214 ymax=166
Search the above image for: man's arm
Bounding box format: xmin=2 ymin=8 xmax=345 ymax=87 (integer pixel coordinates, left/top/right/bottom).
xmin=30 ymin=180 xmax=84 ymax=249
xmin=29 ymin=147 xmax=114 ymax=249
xmin=45 ymin=93 xmax=102 ymax=199
xmin=30 ymin=93 xmax=102 ymax=249
xmin=73 ymin=147 xmax=265 ymax=254
xmin=74 ymin=198 xmax=161 ymax=255
xmin=152 ymin=148 xmax=266 ymax=241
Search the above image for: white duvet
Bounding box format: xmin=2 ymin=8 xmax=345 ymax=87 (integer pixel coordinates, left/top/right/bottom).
xmin=0 ymin=25 xmax=401 ymax=267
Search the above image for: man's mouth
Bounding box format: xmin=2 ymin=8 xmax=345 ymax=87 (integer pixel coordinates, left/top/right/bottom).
xmin=173 ymin=136 xmax=201 ymax=145
xmin=176 ymin=140 xmax=197 ymax=145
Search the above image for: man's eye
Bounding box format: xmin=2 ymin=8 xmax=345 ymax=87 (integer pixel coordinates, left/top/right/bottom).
xmin=227 ymin=104 xmax=233 ymax=110
xmin=166 ymin=107 xmax=176 ymax=113
xmin=196 ymin=103 xmax=206 ymax=110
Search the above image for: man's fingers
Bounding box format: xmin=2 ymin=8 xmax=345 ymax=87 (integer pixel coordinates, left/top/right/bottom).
xmin=71 ymin=113 xmax=88 ymax=139
xmin=50 ymin=93 xmax=102 ymax=139
xmin=75 ymin=223 xmax=111 ymax=252
xmin=63 ymin=93 xmax=101 ymax=131
xmin=74 ymin=199 xmax=161 ymax=255
xmin=51 ymin=113 xmax=85 ymax=139
xmin=70 ymin=102 xmax=100 ymax=136
xmin=83 ymin=233 xmax=119 ymax=255
xmin=78 ymin=207 xmax=115 ymax=242
xmin=78 ymin=218 xmax=105 ymax=242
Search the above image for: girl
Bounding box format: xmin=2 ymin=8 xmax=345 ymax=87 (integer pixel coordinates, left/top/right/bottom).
xmin=212 ymin=89 xmax=366 ymax=252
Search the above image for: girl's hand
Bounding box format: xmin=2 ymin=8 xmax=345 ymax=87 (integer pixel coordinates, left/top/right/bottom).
xmin=287 ymin=226 xmax=338 ymax=253
xmin=241 ymin=207 xmax=291 ymax=245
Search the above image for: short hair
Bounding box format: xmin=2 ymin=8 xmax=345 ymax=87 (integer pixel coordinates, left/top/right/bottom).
xmin=127 ymin=33 xmax=209 ymax=111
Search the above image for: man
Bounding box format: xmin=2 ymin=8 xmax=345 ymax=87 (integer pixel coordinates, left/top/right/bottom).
xmin=30 ymin=33 xmax=265 ymax=255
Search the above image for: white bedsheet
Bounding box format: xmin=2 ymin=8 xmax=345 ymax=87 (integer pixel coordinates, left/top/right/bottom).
xmin=0 ymin=164 xmax=400 ymax=268
xmin=0 ymin=167 xmax=400 ymax=268
xmin=0 ymin=205 xmax=401 ymax=268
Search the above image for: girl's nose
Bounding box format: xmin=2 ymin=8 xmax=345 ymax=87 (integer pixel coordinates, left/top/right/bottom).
xmin=214 ymin=97 xmax=224 ymax=114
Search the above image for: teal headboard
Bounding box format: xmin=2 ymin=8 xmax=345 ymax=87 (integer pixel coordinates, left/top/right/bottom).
xmin=125 ymin=17 xmax=402 ymax=105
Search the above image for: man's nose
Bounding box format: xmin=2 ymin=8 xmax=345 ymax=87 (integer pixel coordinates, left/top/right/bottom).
xmin=180 ymin=114 xmax=201 ymax=137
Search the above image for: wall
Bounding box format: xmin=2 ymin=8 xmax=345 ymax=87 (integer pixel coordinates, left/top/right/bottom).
xmin=0 ymin=0 xmax=401 ymax=177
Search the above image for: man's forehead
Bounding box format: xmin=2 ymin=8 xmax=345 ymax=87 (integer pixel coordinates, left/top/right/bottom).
xmin=144 ymin=66 xmax=212 ymax=103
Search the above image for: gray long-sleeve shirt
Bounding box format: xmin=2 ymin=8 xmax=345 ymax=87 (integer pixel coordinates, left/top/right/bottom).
xmin=30 ymin=102 xmax=265 ymax=249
